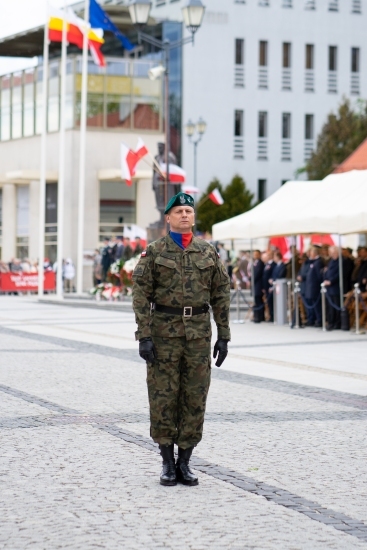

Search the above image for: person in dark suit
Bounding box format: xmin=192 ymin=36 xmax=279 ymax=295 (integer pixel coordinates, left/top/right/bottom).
xmin=324 ymin=246 xmax=341 ymax=330
xmin=342 ymin=248 xmax=355 ymax=293
xmin=297 ymin=252 xmax=311 ymax=324
xmin=123 ymin=237 xmax=133 ymax=261
xmin=252 ymin=250 xmax=264 ymax=323
xmin=267 ymin=251 xmax=286 ymax=322
xmin=101 ymin=238 xmax=113 ymax=281
xmin=114 ymin=236 xmax=125 ymax=261
xmin=262 ymin=251 xmax=275 ymax=322
xmin=134 ymin=236 xmax=144 ymax=257
xmin=305 ymin=247 xmax=324 ymax=327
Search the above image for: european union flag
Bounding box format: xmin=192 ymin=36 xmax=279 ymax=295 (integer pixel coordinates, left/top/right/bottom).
xmin=89 ymin=0 xmax=134 ymax=51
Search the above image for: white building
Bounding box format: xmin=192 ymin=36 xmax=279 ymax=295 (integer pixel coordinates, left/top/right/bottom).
xmin=152 ymin=0 xmax=366 ymax=200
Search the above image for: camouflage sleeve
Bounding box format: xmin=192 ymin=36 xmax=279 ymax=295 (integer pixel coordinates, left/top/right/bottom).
xmin=210 ymin=251 xmax=231 ymax=341
xmin=132 ymin=248 xmax=155 ymax=341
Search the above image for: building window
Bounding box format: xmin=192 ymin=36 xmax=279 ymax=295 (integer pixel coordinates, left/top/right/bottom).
xmin=235 ymin=39 xmax=244 ymax=65
xmin=328 ymin=0 xmax=338 ymax=11
xmin=234 ymin=110 xmax=244 ymax=136
xmin=305 ymin=0 xmax=315 ymax=9
xmin=283 ymin=43 xmax=291 ymax=68
xmin=281 ymin=180 xmax=288 ymax=186
xmin=306 ymin=44 xmax=314 ymax=69
xmin=99 ymin=181 xmax=137 ymax=244
xmin=282 ymin=113 xmax=291 ymax=139
xmin=258 ymin=111 xmax=268 ymax=138
xmin=351 ymin=47 xmax=360 ymax=72
xmin=329 ymin=46 xmax=338 ymax=71
xmin=352 ymin=0 xmax=362 ymax=14
xmin=259 ymin=41 xmax=268 ymax=66
xmin=305 ymin=114 xmax=314 ymax=140
xmin=258 ymin=180 xmax=267 ymax=202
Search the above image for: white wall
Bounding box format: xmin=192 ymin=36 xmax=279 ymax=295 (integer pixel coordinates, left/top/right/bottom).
xmin=152 ymin=0 xmax=366 ymax=198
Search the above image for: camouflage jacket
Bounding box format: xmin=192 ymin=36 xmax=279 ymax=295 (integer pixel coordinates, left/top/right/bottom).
xmin=132 ymin=234 xmax=231 ymax=341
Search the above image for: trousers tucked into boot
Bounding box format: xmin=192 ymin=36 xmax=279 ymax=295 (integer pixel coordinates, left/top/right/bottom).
xmin=159 ymin=444 xmax=177 ymax=486
xmin=176 ymin=447 xmax=198 ymax=486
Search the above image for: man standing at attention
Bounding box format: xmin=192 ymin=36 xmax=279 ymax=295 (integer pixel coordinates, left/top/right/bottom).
xmin=132 ymin=192 xmax=231 ymax=487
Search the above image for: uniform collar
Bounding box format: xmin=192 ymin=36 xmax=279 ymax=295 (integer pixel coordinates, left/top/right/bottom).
xmin=166 ymin=233 xmax=200 ymax=252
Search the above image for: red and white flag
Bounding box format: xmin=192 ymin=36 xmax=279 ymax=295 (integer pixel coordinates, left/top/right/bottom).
xmin=159 ymin=163 xmax=186 ymax=184
xmin=121 ymin=138 xmax=149 ymax=186
xmin=208 ymin=188 xmax=224 ymax=205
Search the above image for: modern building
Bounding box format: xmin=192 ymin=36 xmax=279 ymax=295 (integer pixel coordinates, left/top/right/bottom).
xmin=152 ymin=0 xmax=366 ymax=200
xmin=0 ymin=4 xmax=184 ymax=288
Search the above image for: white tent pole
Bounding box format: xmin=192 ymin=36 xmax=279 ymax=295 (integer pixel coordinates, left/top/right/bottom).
xmin=338 ymin=234 xmax=344 ymax=310
xmin=76 ymin=0 xmax=90 ymax=295
xmin=56 ymin=0 xmax=68 ymax=298
xmin=38 ymin=6 xmax=49 ymax=297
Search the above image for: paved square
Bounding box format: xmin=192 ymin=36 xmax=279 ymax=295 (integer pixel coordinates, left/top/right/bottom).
xmin=0 ymin=296 xmax=366 ymax=549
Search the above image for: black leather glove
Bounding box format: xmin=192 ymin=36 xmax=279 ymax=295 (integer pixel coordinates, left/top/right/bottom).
xmin=139 ymin=337 xmax=156 ymax=364
xmin=213 ymin=339 xmax=229 ymax=368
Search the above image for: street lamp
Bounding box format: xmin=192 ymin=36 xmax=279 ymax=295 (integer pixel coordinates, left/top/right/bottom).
xmin=128 ymin=0 xmax=206 ymax=220
xmin=185 ymin=117 xmax=207 ymax=188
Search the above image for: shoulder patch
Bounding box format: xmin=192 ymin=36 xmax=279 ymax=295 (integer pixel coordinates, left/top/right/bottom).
xmin=141 ymin=250 xmax=147 ymax=257
xmin=217 ymin=253 xmax=220 ymax=258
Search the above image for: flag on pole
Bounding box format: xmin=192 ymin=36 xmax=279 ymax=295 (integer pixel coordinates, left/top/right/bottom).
xmin=121 ymin=138 xmax=149 ymax=186
xmin=89 ymin=0 xmax=134 ymax=51
xmin=208 ymin=188 xmax=224 ymax=205
xmin=48 ymin=8 xmax=106 ymax=66
xmin=159 ymin=163 xmax=186 ymax=184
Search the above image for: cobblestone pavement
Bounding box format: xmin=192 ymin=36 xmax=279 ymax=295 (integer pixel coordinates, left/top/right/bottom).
xmin=0 ymin=297 xmax=367 ymax=549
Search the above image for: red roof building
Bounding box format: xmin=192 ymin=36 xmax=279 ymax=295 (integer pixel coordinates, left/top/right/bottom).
xmin=333 ymin=138 xmax=367 ymax=173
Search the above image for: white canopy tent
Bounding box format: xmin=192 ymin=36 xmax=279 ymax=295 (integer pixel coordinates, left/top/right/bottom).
xmin=212 ymin=170 xmax=367 ymax=240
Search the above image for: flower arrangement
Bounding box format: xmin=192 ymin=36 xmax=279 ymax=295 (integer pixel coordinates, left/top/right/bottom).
xmin=89 ymin=255 xmax=141 ymax=301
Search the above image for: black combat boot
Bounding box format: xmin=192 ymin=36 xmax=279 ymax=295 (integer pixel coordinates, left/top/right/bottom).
xmin=159 ymin=444 xmax=177 ymax=486
xmin=176 ymin=447 xmax=198 ymax=486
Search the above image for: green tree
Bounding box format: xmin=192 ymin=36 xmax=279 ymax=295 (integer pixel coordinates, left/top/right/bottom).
xmin=196 ymin=175 xmax=254 ymax=233
xmin=305 ymin=99 xmax=367 ymax=180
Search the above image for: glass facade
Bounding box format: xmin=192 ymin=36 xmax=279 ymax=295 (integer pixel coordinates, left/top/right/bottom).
xmin=0 ymin=56 xmax=163 ymax=141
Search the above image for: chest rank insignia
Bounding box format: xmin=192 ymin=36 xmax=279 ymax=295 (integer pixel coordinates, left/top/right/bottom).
xmin=141 ymin=250 xmax=147 ymax=257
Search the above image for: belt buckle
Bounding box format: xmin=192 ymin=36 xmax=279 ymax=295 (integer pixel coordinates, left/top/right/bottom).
xmin=183 ymin=306 xmax=192 ymax=318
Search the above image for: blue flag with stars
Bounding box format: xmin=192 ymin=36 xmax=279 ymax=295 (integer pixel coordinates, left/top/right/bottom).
xmin=89 ymin=0 xmax=134 ymax=51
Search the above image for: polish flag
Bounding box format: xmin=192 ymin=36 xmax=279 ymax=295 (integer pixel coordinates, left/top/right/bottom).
xmin=208 ymin=188 xmax=224 ymax=205
xmin=159 ymin=163 xmax=186 ymax=184
xmin=121 ymin=138 xmax=149 ymax=186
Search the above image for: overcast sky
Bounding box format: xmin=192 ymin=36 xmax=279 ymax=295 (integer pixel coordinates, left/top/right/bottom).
xmin=0 ymin=0 xmax=77 ymax=75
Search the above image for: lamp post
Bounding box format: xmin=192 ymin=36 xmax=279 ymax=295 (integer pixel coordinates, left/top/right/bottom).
xmin=185 ymin=117 xmax=206 ymax=188
xmin=128 ymin=0 xmax=205 ymax=216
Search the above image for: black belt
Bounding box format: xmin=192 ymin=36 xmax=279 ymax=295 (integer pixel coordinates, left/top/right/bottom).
xmin=152 ymin=303 xmax=209 ymax=318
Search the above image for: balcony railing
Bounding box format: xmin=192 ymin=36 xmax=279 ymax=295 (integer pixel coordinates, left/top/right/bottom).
xmin=328 ymin=71 xmax=338 ymax=93
xmin=305 ymin=70 xmax=315 ymax=92
xmin=281 ymin=139 xmax=291 ymax=161
xmin=351 ymin=73 xmax=360 ymax=95
xmin=282 ymin=68 xmax=291 ymax=91
xmin=257 ymin=139 xmax=268 ymax=160
xmin=234 ymin=137 xmax=244 ymax=159
xmin=234 ymin=66 xmax=245 ymax=88
xmin=258 ymin=68 xmax=268 ymax=89
xmin=304 ymin=140 xmax=314 ymax=161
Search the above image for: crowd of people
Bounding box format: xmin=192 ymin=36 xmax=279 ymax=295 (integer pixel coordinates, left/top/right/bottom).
xmin=217 ymin=243 xmax=367 ymax=331
xmin=92 ymin=236 xmax=144 ymax=285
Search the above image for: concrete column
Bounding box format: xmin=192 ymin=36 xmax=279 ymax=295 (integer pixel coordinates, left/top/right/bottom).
xmin=2 ymin=183 xmax=16 ymax=261
xmin=29 ymin=180 xmax=40 ymax=261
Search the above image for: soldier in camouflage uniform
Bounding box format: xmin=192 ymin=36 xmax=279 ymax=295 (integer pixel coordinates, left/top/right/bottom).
xmin=132 ymin=192 xmax=230 ymax=487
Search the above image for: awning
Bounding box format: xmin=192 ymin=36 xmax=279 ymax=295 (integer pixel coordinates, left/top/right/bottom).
xmin=212 ymin=170 xmax=367 ymax=240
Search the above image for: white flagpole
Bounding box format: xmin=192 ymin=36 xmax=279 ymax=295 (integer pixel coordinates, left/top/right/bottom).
xmin=38 ymin=6 xmax=49 ymax=297
xmin=76 ymin=0 xmax=90 ymax=295
xmin=56 ymin=0 xmax=68 ymax=298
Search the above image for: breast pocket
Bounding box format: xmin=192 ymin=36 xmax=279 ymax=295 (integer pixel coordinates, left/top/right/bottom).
xmin=155 ymin=256 xmax=176 ymax=287
xmin=194 ymin=257 xmax=214 ymax=288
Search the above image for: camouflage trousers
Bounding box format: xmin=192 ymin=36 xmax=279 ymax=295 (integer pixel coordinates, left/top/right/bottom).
xmin=147 ymin=336 xmax=211 ymax=450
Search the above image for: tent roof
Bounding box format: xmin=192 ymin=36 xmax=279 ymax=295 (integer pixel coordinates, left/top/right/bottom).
xmin=212 ymin=170 xmax=367 ymax=240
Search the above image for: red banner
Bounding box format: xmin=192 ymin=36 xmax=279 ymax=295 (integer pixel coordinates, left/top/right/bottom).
xmin=0 ymin=271 xmax=56 ymax=292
